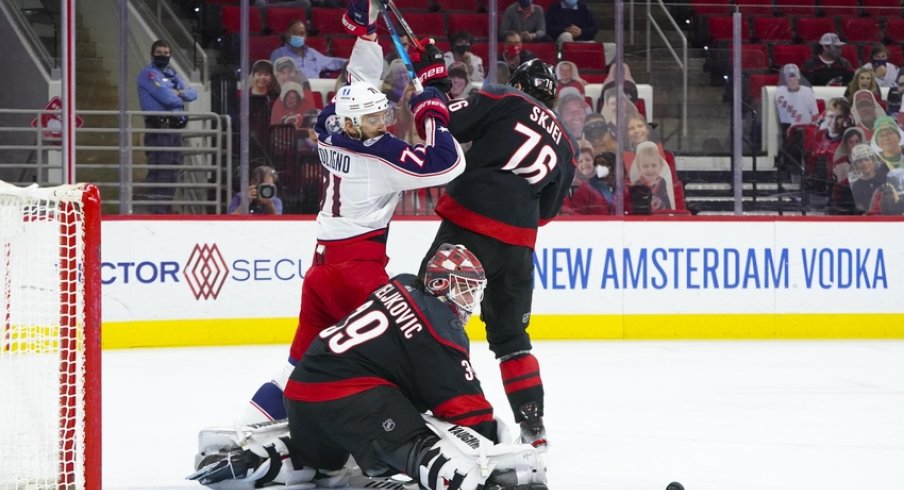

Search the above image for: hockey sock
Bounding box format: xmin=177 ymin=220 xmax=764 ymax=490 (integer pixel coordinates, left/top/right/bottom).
xmin=499 ymin=353 xmax=545 ymax=422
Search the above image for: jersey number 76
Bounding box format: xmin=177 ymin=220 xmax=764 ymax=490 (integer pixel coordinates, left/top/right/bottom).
xmin=501 ymin=123 xmax=558 ymax=184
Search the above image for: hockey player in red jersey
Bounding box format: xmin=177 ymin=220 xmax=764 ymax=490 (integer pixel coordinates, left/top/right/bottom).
xmin=237 ymin=0 xmax=465 ymax=425
xmin=189 ymin=245 xmax=548 ymax=490
xmin=412 ymin=42 xmax=577 ymax=449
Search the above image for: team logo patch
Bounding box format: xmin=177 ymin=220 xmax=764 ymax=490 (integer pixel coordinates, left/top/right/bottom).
xmin=325 ymin=114 xmax=342 ymax=134
xmin=382 ymin=418 xmax=396 ymax=432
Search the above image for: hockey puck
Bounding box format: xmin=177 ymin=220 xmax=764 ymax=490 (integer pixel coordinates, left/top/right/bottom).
xmin=666 ymin=482 xmax=685 ymax=490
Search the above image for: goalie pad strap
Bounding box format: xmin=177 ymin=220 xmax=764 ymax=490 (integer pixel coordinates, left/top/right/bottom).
xmin=254 ymin=444 xmax=282 ymax=488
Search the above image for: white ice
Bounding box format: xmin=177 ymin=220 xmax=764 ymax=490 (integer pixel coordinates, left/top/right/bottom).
xmin=103 ymin=340 xmax=904 ymax=490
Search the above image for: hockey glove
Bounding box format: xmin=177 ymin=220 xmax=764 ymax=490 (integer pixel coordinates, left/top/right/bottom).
xmin=410 ymin=39 xmax=452 ymax=94
xmin=409 ymin=86 xmax=450 ymax=140
xmin=342 ymin=0 xmax=379 ymax=36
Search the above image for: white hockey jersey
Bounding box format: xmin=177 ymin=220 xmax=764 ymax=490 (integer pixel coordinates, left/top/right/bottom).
xmin=313 ymin=38 xmax=465 ymax=242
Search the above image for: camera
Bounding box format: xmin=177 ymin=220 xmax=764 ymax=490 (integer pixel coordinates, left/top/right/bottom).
xmin=256 ymin=183 xmax=277 ymax=200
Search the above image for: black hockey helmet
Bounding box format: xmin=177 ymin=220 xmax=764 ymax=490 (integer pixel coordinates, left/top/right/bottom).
xmin=509 ymin=59 xmax=557 ymax=109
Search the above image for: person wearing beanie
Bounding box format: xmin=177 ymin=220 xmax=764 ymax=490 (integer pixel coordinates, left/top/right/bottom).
xmin=871 ymin=115 xmax=904 ymax=168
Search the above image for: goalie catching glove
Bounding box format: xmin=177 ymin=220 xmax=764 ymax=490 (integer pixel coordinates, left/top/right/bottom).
xmin=410 ymin=39 xmax=452 ymax=94
xmin=409 ymin=87 xmax=450 ymax=140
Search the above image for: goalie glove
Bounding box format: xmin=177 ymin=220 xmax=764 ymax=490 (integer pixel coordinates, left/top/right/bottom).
xmin=342 ymin=0 xmax=380 ymax=36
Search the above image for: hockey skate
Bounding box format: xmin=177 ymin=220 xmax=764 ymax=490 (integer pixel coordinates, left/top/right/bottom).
xmin=517 ymin=402 xmax=548 ymax=450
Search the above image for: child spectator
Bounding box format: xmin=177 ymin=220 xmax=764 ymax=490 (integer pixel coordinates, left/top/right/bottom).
xmin=863 ymin=43 xmax=900 ymax=89
xmin=501 ymin=0 xmax=549 ymax=42
xmin=625 ymin=112 xmax=653 ymax=151
xmin=568 ymin=152 xmax=624 ymax=214
xmin=774 ymin=63 xmax=819 ymax=133
xmin=631 ymin=141 xmax=675 ymax=211
xmin=546 ymin=0 xmax=599 ymax=45
xmin=560 ymin=140 xmax=596 ymax=214
xmin=270 ymin=81 xmax=313 ymax=129
xmin=250 ymin=59 xmax=281 ymax=100
xmin=444 ymin=31 xmax=485 ymax=82
xmin=844 ymin=67 xmax=882 ymax=104
xmin=555 ymin=60 xmax=586 ymax=95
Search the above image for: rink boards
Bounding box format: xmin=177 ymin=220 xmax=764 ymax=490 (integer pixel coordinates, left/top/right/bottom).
xmin=99 ymin=216 xmax=904 ymax=348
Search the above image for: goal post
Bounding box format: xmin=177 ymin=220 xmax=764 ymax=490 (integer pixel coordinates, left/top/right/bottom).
xmin=0 ymin=181 xmax=101 ymax=490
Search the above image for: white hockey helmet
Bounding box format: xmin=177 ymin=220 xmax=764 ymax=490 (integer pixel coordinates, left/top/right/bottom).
xmin=334 ymin=82 xmax=389 ymax=128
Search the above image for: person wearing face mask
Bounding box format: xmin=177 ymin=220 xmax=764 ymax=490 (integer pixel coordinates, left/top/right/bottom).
xmin=545 ymin=0 xmax=599 ymax=45
xmin=569 ymin=152 xmax=627 ymax=215
xmin=500 ymin=0 xmax=550 ymax=42
xmin=269 ymin=20 xmax=346 ymax=80
xmin=801 ymin=33 xmax=855 ymax=87
xmin=862 ymin=43 xmax=900 ymax=89
xmin=499 ymin=31 xmax=537 ymax=74
xmin=136 ymin=39 xmax=198 ymax=214
xmin=443 ymin=31 xmax=485 ymax=82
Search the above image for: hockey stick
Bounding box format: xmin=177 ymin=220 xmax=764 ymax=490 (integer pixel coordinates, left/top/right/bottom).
xmin=384 ymin=0 xmax=423 ymax=52
xmin=376 ymin=0 xmax=424 ymax=94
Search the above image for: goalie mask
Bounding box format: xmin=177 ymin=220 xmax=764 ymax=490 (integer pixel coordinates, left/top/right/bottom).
xmin=424 ymin=244 xmax=487 ymax=322
xmin=509 ymin=59 xmax=557 ymax=109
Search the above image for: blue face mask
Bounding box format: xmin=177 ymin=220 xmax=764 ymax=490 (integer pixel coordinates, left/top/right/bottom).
xmin=289 ymin=35 xmax=305 ymax=48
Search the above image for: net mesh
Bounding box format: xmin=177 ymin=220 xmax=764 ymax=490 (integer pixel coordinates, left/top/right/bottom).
xmin=0 ymin=183 xmax=88 ymax=490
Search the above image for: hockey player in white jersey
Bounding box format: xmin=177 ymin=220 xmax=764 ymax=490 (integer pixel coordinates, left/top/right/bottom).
xmin=238 ymin=0 xmax=466 ymax=425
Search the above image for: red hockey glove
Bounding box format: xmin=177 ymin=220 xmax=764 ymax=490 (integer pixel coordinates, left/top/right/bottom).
xmin=409 ymin=86 xmax=450 ymax=139
xmin=342 ymin=0 xmax=379 ymax=36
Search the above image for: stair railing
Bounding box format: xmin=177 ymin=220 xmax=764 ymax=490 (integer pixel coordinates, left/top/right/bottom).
xmin=645 ymin=0 xmax=687 ymax=136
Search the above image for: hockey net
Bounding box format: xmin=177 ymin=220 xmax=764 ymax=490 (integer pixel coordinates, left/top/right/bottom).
xmin=0 ymin=182 xmax=101 ymax=490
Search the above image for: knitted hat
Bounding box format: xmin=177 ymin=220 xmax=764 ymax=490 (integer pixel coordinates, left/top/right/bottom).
xmin=872 ymin=115 xmax=898 ymax=136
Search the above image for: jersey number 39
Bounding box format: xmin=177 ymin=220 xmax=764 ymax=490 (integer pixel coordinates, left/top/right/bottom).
xmin=319 ymin=300 xmax=388 ymax=354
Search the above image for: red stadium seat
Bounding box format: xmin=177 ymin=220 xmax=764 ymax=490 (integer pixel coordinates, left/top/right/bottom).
xmin=707 ymin=16 xmax=751 ymax=43
xmin=736 ymin=0 xmax=775 ymax=16
xmin=747 ymin=73 xmax=779 ymax=102
xmin=530 ymin=42 xmax=558 ymax=66
xmin=310 ymin=8 xmax=346 ymax=35
xmin=731 ymin=43 xmax=770 ymax=72
xmin=305 ymin=36 xmax=329 ymax=54
xmin=470 ymin=42 xmax=490 ymax=64
xmin=402 ymin=12 xmax=448 ymax=39
xmin=499 ymin=0 xmax=557 ymax=10
xmin=885 ymin=17 xmax=904 ymax=43
xmin=820 ymin=0 xmax=859 ymax=17
xmin=861 ymin=0 xmax=901 ymax=16
xmin=775 ymin=0 xmax=817 ymax=16
xmin=690 ymin=0 xmax=732 ymax=14
xmin=770 ymin=43 xmax=813 ymax=69
xmin=561 ymin=42 xmax=605 ymax=70
xmin=330 ymin=36 xmax=356 ymax=58
xmin=310 ymin=91 xmax=324 ymax=109
xmin=753 ymin=17 xmax=793 ymax=43
xmin=222 ymin=5 xmax=262 ymax=34
xmin=448 ymin=13 xmax=489 ymax=40
xmin=391 ymin=0 xmax=428 ymax=9
xmin=794 ymin=17 xmax=836 ymax=43
xmin=841 ymin=43 xmax=861 ymax=65
xmin=839 ymin=16 xmax=882 ymax=43
xmin=266 ymin=7 xmax=306 ymax=34
xmin=249 ymin=35 xmax=282 ymax=62
xmin=580 ymin=71 xmax=606 ymax=84
xmin=434 ymin=0 xmax=479 ymax=11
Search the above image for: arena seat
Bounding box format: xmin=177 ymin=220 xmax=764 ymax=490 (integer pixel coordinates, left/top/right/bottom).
xmin=707 ymin=15 xmax=751 ymax=44
xmin=861 ymin=0 xmax=902 ymax=16
xmin=250 ymin=35 xmax=282 ymax=62
xmin=885 ymin=17 xmax=904 ymax=43
xmin=753 ymin=17 xmax=793 ymax=43
xmin=748 ymin=73 xmax=779 ymax=103
xmin=770 ymin=43 xmax=813 ymax=70
xmin=310 ymin=8 xmax=346 ymax=35
xmin=865 ymin=42 xmax=904 ymax=66
xmin=330 ymin=36 xmax=356 ymax=58
xmin=821 ymin=0 xmax=860 ymax=17
xmin=839 ymin=16 xmax=882 ymax=43
xmin=391 ymin=0 xmax=427 ymax=9
xmin=434 ymin=0 xmax=479 ymax=12
xmin=402 ymin=12 xmax=448 ymax=39
xmin=690 ymin=0 xmax=732 ymax=15
xmin=562 ymin=42 xmax=605 ymax=71
xmin=266 ymin=7 xmax=306 ymax=34
xmin=222 ymin=5 xmax=262 ymax=34
xmin=305 ymin=36 xmax=329 ymax=54
xmin=840 ymin=43 xmax=861 ymax=65
xmin=736 ymin=0 xmax=776 ymax=16
xmin=530 ymin=42 xmax=558 ymax=66
xmin=448 ymin=13 xmax=489 ymax=40
xmin=794 ymin=16 xmax=836 ymax=43
xmin=732 ymin=43 xmax=771 ymax=72
xmin=775 ymin=0 xmax=817 ymax=16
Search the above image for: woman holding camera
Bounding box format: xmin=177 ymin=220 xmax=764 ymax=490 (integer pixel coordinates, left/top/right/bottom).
xmin=227 ymin=165 xmax=283 ymax=215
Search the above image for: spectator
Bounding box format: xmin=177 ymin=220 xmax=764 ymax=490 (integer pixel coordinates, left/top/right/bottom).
xmin=852 ymin=89 xmax=884 ymax=133
xmin=273 ymin=56 xmax=310 ymax=88
xmin=381 ymin=58 xmax=410 ymax=104
xmin=833 ymin=127 xmax=867 ymax=182
xmin=863 ymin=43 xmax=900 ymax=89
xmin=554 ymin=60 xmax=586 ymax=95
xmin=269 ymin=20 xmax=346 ymax=80
xmin=871 ymin=115 xmax=904 ymax=168
xmin=249 ymin=59 xmax=281 ymax=101
xmin=801 ymin=33 xmax=854 ymax=86
xmin=876 ymin=168 xmax=904 ymax=214
xmin=844 ymin=67 xmax=882 ymax=104
xmin=443 ymin=31 xmax=485 ymax=82
xmin=568 ymin=152 xmax=624 ymax=214
xmin=555 ymin=87 xmax=591 ymax=138
xmin=227 ymin=165 xmax=283 ymax=215
xmin=136 ymin=39 xmax=197 ymax=214
xmin=599 ymin=85 xmax=640 ymax=132
xmin=885 ymin=71 xmax=904 ymax=115
xmin=500 ymin=0 xmax=549 ymax=42
xmin=630 ymin=141 xmax=675 ymax=211
xmin=849 ymin=143 xmax=890 ymax=212
xmin=499 ymin=31 xmax=537 ymax=73
xmin=560 ymin=139 xmax=595 ymax=214
xmin=774 ymin=63 xmax=819 ymax=134
xmin=625 ymin=112 xmax=653 ymax=151
xmin=599 ymin=63 xmax=639 ymax=110
xmin=545 ymin=0 xmax=599 ymax=45
xmin=447 ymin=62 xmax=473 ymax=99
xmin=381 ymin=59 xmax=414 ymax=140
xmin=817 ymin=97 xmax=854 ymax=140
xmin=583 ymin=112 xmax=615 ymax=155
xmin=270 ymin=81 xmax=313 ymax=129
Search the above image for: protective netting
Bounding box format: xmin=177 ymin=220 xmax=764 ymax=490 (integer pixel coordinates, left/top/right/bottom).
xmin=0 ymin=182 xmax=91 ymax=490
